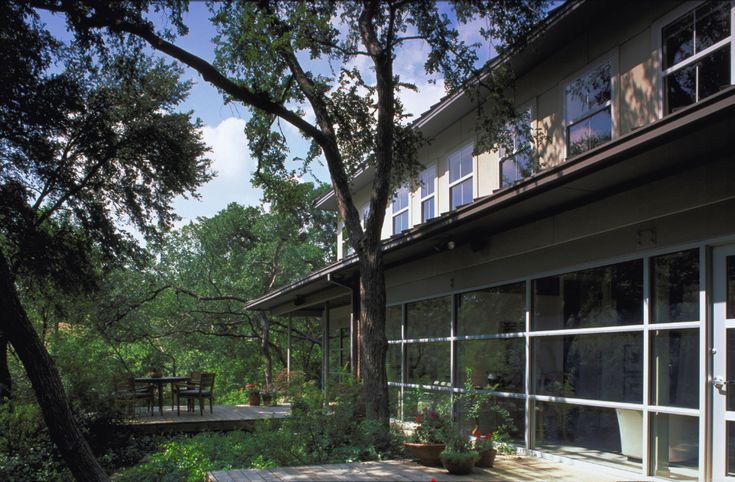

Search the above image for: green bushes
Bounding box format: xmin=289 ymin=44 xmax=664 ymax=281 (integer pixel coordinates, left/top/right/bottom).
xmin=115 ymin=377 xmax=406 ymax=481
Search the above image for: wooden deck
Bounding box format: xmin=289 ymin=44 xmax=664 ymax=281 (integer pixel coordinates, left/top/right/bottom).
xmin=121 ymin=404 xmax=290 ymax=434
xmin=208 ymin=456 xmax=624 ymax=481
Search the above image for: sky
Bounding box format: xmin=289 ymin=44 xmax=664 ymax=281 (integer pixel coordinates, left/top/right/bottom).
xmin=39 ymin=3 xmax=496 ymax=227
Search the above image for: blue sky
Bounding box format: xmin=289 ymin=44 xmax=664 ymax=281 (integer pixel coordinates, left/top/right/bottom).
xmin=39 ymin=3 xmax=496 ymax=226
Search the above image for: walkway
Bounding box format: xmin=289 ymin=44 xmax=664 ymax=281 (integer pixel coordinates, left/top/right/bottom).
xmin=121 ymin=404 xmax=289 ymax=434
xmin=208 ymin=455 xmax=625 ymax=481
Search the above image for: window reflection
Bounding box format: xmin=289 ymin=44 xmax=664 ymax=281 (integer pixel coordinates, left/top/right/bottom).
xmin=458 ymin=396 xmax=525 ymax=443
xmin=533 ymin=259 xmax=643 ymax=331
xmin=386 ymin=305 xmax=402 ymax=341
xmin=651 ymin=413 xmax=699 ymax=480
xmin=650 ymin=329 xmax=699 ymax=408
xmin=406 ymin=296 xmax=451 ymax=339
xmin=458 ymin=282 xmax=525 ymax=335
xmin=652 ymin=249 xmax=700 ymax=323
xmin=402 ymin=389 xmax=451 ymax=422
xmin=533 ymin=332 xmax=642 ymax=403
xmin=387 ymin=343 xmax=402 ymax=383
xmin=535 ymin=403 xmax=642 ymax=472
xmin=458 ymin=339 xmax=525 ymax=393
xmin=406 ymin=342 xmax=450 ymax=385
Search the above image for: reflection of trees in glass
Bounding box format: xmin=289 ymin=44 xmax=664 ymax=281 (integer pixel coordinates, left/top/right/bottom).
xmin=533 ymin=333 xmax=643 ymax=403
xmin=386 ymin=306 xmax=402 ymax=341
xmin=406 ymin=296 xmax=451 ymax=339
xmin=402 ymin=389 xmax=451 ymax=421
xmin=497 ymin=111 xmax=549 ymax=188
xmin=565 ymin=62 xmax=612 ymax=157
xmin=387 ymin=344 xmax=402 ymax=383
xmin=652 ymin=249 xmax=699 ymax=323
xmin=457 ymin=282 xmax=525 ymax=335
xmin=458 ymin=339 xmax=524 ymax=393
xmin=407 ymin=342 xmax=450 ymax=385
xmin=533 ymin=260 xmax=643 ymax=331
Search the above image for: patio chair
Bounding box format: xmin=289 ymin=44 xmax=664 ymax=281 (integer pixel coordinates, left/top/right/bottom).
xmin=113 ymin=375 xmax=154 ymax=417
xmin=172 ymin=371 xmax=202 ymax=412
xmin=176 ymin=372 xmax=215 ymax=416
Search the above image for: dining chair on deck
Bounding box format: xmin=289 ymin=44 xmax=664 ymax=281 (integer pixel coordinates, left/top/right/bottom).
xmin=176 ymin=372 xmax=215 ymax=416
xmin=172 ymin=371 xmax=202 ymax=412
xmin=113 ymin=375 xmax=154 ymax=417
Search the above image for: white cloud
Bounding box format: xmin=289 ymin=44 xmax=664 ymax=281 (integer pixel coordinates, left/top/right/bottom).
xmin=172 ymin=117 xmax=263 ymax=225
xmin=200 ymin=117 xmax=253 ymax=177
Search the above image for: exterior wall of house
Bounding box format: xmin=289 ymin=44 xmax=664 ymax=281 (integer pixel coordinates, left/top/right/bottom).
xmin=336 ymin=1 xmax=693 ymax=259
xmin=379 ymin=153 xmax=735 ymax=479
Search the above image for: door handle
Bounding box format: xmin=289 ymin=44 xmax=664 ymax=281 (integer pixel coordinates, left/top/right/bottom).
xmin=713 ymin=377 xmax=735 ymax=389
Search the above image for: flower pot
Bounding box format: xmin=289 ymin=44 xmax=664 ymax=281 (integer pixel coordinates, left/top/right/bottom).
xmin=248 ymin=392 xmax=261 ymax=406
xmin=440 ymin=451 xmax=479 ymax=475
xmin=475 ymin=447 xmax=497 ymax=468
xmin=402 ymin=441 xmax=446 ymax=466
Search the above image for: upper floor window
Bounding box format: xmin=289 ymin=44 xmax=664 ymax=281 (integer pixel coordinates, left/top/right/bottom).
xmin=663 ymin=1 xmax=732 ymax=114
xmin=419 ymin=164 xmax=437 ymax=222
xmin=448 ymin=144 xmax=473 ymax=210
xmin=341 ymin=226 xmax=352 ymax=257
xmin=565 ymin=62 xmax=612 ymax=157
xmin=361 ymin=202 xmax=370 ymax=229
xmin=499 ymin=111 xmax=534 ymax=188
xmin=392 ymin=184 xmax=409 ymax=235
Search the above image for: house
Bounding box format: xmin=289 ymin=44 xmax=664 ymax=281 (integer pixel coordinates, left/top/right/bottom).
xmin=246 ymin=1 xmax=735 ymax=480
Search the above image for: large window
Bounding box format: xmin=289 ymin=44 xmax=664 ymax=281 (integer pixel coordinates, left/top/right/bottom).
xmin=565 ymin=62 xmax=612 ymax=157
xmin=662 ymin=1 xmax=732 ymax=114
xmin=392 ymin=184 xmax=409 ymax=235
xmin=419 ymin=164 xmax=437 ymax=223
xmin=384 ymin=247 xmax=702 ymax=479
xmin=448 ymin=144 xmax=473 ymax=210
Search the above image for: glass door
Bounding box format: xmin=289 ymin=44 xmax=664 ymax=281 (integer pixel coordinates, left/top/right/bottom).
xmin=713 ymin=245 xmax=735 ymax=480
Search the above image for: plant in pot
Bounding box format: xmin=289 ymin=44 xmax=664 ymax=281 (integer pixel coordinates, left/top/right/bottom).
xmin=440 ymin=423 xmax=479 ymax=475
xmin=245 ymin=383 xmax=261 ymax=406
xmin=402 ymin=407 xmax=450 ymax=466
xmin=471 ymin=430 xmax=497 ymax=468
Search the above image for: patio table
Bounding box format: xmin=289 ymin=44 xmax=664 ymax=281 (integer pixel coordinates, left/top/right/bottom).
xmin=134 ymin=376 xmax=189 ymax=415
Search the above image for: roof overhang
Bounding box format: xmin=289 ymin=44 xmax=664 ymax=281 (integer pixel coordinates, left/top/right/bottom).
xmin=247 ymin=86 xmax=735 ymax=316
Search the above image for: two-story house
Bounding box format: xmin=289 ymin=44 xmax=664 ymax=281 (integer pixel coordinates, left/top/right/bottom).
xmin=246 ymin=1 xmax=735 ymax=480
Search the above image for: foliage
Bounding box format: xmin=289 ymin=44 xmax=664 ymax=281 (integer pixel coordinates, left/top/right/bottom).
xmin=457 ymin=368 xmax=516 ymax=444
xmin=410 ymin=407 xmax=450 ymax=444
xmin=115 ymin=377 xmax=405 ymax=481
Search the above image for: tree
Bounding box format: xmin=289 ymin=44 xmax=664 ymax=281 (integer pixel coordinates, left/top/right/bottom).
xmin=0 ymin=3 xmax=210 ymax=479
xmin=36 ymin=0 xmax=549 ymax=434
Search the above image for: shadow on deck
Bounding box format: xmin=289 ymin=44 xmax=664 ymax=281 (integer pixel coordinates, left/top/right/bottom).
xmin=120 ymin=404 xmax=290 ymax=434
xmin=208 ymin=456 xmax=625 ymax=482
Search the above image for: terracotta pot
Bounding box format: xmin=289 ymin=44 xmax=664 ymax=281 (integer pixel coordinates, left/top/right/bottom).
xmin=475 ymin=447 xmax=497 ymax=468
xmin=402 ymin=442 xmax=445 ymax=466
xmin=440 ymin=451 xmax=479 ymax=475
xmin=248 ymin=392 xmax=261 ymax=406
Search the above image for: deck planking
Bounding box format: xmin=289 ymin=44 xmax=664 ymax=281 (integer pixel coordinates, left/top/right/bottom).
xmin=120 ymin=404 xmax=289 ymax=434
xmin=208 ymin=456 xmax=624 ymax=481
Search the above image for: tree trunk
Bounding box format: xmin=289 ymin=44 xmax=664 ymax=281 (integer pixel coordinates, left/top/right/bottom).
xmin=0 ymin=252 xmax=109 ymax=482
xmin=359 ymin=247 xmax=389 ymax=429
xmin=259 ymin=312 xmax=274 ymax=392
xmin=0 ymin=328 xmax=10 ymax=402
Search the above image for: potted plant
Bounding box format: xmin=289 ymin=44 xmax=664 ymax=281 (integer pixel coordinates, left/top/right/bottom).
xmin=440 ymin=423 xmax=479 ymax=475
xmin=245 ymin=383 xmax=261 ymax=406
xmin=471 ymin=430 xmax=497 ymax=468
xmin=402 ymin=407 xmax=450 ymax=466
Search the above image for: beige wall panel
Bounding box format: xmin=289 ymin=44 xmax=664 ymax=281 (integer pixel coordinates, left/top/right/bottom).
xmin=619 ymin=28 xmax=659 ymax=134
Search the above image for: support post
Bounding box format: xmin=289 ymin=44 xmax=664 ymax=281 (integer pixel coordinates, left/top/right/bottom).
xmin=287 ymin=315 xmax=292 ymax=384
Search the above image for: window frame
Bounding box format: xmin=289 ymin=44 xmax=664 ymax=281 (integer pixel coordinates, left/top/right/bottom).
xmin=562 ymin=53 xmax=617 ymax=159
xmin=499 ymin=104 xmax=536 ymax=189
xmin=392 ymin=184 xmax=410 ymax=235
xmin=654 ymin=1 xmax=735 ymax=118
xmin=447 ymin=143 xmax=474 ymax=211
xmin=419 ymin=164 xmax=437 ymax=223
